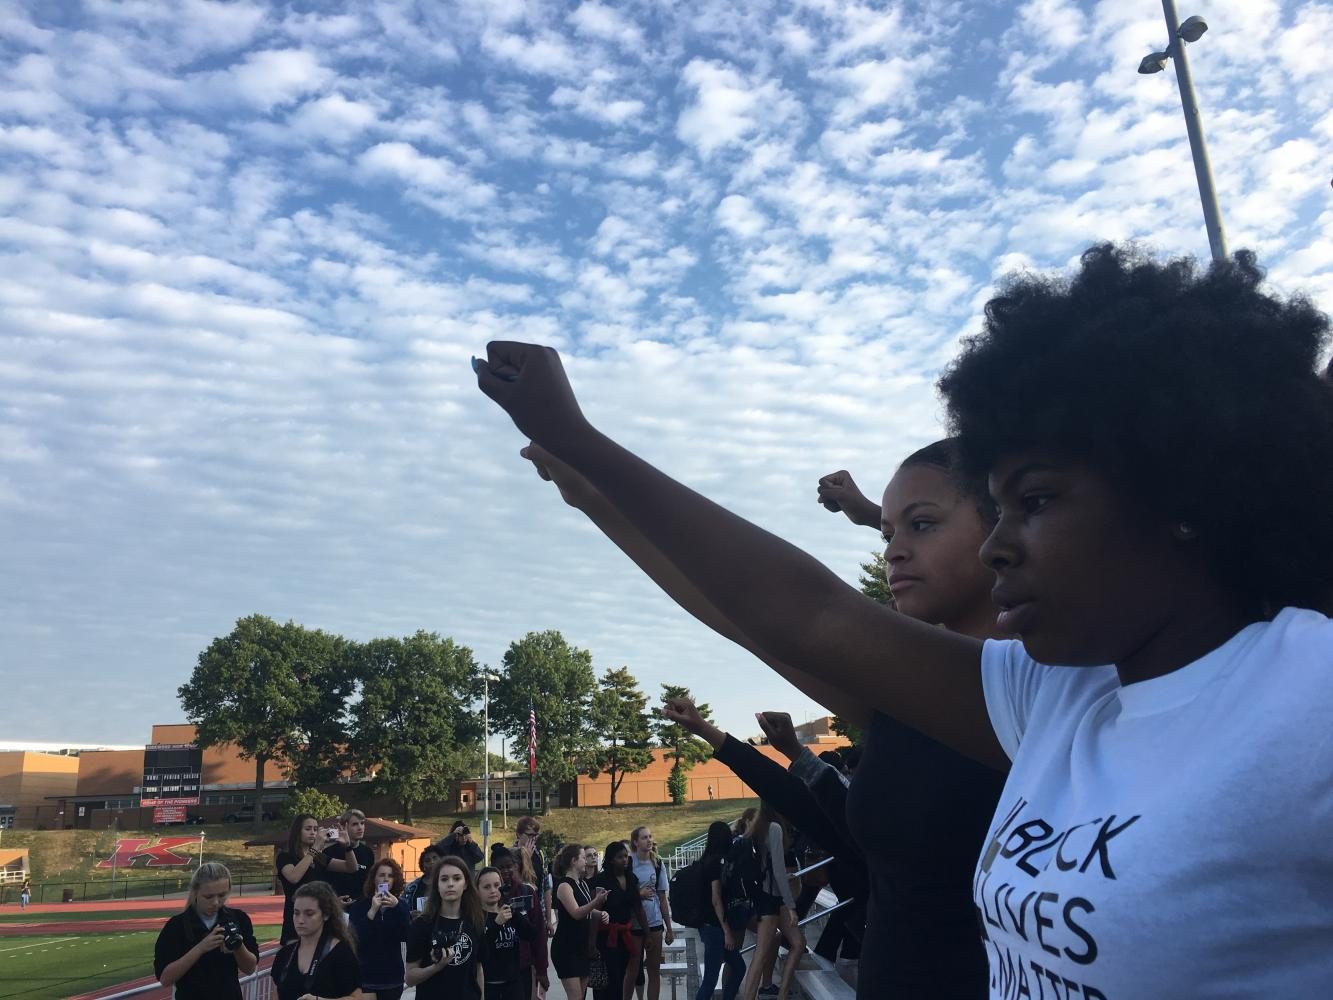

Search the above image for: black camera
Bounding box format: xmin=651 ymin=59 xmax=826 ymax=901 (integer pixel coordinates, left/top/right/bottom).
xmin=431 ymin=926 xmax=459 ymax=962
xmin=220 ymin=920 xmax=244 ymax=950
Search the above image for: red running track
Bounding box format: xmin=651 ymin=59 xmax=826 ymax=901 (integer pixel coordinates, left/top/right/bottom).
xmin=0 ymin=896 xmax=284 ymax=937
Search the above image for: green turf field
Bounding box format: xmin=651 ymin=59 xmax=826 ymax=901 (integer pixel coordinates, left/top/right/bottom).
xmin=0 ymin=924 xmax=281 ymax=1000
xmin=0 ymin=909 xmax=171 ymax=924
xmin=0 ymin=930 xmax=158 ymax=999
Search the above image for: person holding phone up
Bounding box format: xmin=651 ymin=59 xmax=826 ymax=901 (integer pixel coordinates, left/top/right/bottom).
xmin=154 ymin=862 xmax=259 ymax=1000
xmin=326 ymin=810 xmax=376 ymax=903
xmin=348 ymin=858 xmax=412 ymax=1000
xmin=276 ymin=814 xmax=345 ymax=945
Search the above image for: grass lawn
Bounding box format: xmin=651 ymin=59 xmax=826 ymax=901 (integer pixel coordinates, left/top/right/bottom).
xmin=4 ymin=798 xmax=755 ymax=906
xmin=0 ymin=925 xmax=283 ymax=1000
xmin=414 ymin=798 xmax=755 ymax=856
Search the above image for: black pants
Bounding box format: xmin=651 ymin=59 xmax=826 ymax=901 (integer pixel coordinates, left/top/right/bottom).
xmin=486 ymin=979 xmax=526 ymax=1000
xmin=593 ymin=939 xmax=633 ymax=1000
xmin=368 ymin=989 xmax=404 ymax=1000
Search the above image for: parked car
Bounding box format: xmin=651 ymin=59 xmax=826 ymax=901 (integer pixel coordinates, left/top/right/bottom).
xmin=222 ymin=804 xmax=277 ymax=823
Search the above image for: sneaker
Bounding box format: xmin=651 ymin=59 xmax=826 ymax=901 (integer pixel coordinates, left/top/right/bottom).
xmin=758 ymin=988 xmax=780 ymax=997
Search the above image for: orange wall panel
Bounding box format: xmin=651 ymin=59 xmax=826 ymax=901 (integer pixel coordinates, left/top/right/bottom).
xmin=76 ymin=750 xmax=145 ymax=796
xmin=150 ymin=724 xmax=198 ymax=744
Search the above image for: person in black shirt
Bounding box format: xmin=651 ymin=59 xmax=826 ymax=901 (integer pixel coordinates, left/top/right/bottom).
xmin=403 ymin=844 xmax=443 ymax=914
xmin=155 ymin=862 xmax=259 ymax=999
xmin=405 ymin=855 xmax=485 ymax=999
xmin=694 ymin=822 xmax=745 ymax=1000
xmin=270 ymin=881 xmax=362 ymax=1000
xmin=477 ymin=866 xmax=536 ymax=999
xmin=434 ymin=821 xmax=484 ymax=872
xmin=326 ymin=809 xmax=376 ymax=902
xmin=276 ymin=813 xmax=346 ymax=944
xmin=589 ymin=841 xmax=647 ymax=1000
xmin=551 ymin=843 xmax=609 ymax=999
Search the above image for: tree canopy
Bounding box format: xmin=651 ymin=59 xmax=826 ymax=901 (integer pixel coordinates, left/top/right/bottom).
xmin=587 ymin=666 xmax=654 ymax=807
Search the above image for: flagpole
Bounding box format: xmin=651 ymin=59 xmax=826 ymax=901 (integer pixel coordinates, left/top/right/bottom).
xmin=528 ymin=701 xmax=537 ymax=814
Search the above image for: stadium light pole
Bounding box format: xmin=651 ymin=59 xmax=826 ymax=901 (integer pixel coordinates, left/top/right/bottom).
xmin=1138 ymin=1 xmax=1228 ymax=261
xmin=482 ymin=671 xmax=500 ymax=857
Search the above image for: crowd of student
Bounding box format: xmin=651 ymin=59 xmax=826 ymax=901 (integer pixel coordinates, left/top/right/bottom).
xmin=153 ymin=809 xmax=702 ymax=1000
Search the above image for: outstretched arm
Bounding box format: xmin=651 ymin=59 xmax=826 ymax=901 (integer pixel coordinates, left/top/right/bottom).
xmin=524 ymin=443 xmax=866 ymax=724
xmin=477 ymin=344 xmax=1002 ymax=768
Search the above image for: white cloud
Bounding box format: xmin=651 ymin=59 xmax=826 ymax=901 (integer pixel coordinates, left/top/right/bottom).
xmin=199 ymin=48 xmax=334 ymax=111
xmin=568 ymin=2 xmax=645 ymax=50
xmin=289 ymin=93 xmax=379 ymax=142
xmin=676 ymin=59 xmax=800 ymax=158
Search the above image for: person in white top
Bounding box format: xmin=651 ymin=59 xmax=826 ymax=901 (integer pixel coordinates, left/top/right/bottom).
xmin=474 ymin=242 xmax=1333 ymax=996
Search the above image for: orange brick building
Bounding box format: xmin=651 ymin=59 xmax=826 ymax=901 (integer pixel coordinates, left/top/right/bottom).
xmin=55 ymin=725 xmax=288 ymax=830
xmin=0 ymin=752 xmax=79 ymax=829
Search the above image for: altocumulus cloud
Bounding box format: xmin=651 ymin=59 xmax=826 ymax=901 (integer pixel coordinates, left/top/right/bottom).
xmin=1 ymin=0 xmax=1330 ymax=741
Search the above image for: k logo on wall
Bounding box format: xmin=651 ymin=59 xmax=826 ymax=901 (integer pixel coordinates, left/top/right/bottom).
xmin=97 ymin=836 xmax=201 ymax=868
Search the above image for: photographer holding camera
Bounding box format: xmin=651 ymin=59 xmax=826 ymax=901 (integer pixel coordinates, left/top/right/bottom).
xmin=154 ymin=862 xmax=259 ymax=999
xmin=406 ymin=855 xmax=485 ymax=998
xmin=491 ymin=845 xmax=550 ymax=998
xmin=478 ymin=865 xmax=537 ymax=999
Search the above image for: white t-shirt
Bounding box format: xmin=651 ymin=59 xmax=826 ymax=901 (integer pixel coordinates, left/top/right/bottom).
xmin=977 ymin=607 xmax=1333 ymax=999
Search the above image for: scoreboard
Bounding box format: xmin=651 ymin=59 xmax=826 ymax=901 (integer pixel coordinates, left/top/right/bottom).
xmin=140 ymin=743 xmax=202 ymax=806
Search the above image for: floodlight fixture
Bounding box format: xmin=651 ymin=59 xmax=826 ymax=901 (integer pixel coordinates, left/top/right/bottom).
xmin=1138 ymin=51 xmax=1171 ymax=74
xmin=1177 ymin=15 xmax=1208 ymax=42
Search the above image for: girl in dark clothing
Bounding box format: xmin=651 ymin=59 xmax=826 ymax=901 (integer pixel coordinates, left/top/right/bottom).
xmin=695 ymin=822 xmax=745 ymax=1000
xmin=478 ymin=865 xmax=536 ymax=999
xmin=347 ymin=858 xmax=411 ymax=1000
xmin=270 ymin=881 xmax=361 ymax=1000
xmin=405 ymin=855 xmax=486 ymax=999
xmin=551 ymin=843 xmax=610 ymax=999
xmin=588 ymin=841 xmax=647 ymax=1000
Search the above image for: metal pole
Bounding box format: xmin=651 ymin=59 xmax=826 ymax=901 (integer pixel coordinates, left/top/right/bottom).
xmin=1160 ymin=0 xmax=1228 ymax=261
xmin=501 ymin=736 xmax=508 ymax=830
xmin=482 ymin=673 xmax=491 ymax=858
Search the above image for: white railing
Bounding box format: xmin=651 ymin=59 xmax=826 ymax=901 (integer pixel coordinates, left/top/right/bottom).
xmin=91 ymin=945 xmax=280 ymax=1000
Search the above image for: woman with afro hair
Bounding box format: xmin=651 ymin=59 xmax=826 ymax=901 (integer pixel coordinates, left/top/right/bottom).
xmin=474 ymin=242 xmax=1333 ymax=996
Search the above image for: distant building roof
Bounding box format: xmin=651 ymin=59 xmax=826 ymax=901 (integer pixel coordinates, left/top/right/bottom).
xmin=0 ymin=742 xmax=142 ymax=754
xmin=244 ymin=816 xmax=438 ymax=848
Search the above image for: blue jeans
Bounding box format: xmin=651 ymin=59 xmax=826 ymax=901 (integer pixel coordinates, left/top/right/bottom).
xmin=696 ymin=923 xmax=745 ymax=1000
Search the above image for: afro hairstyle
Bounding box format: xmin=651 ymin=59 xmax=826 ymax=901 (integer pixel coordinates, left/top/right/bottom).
xmin=938 ymin=242 xmax=1333 ymax=614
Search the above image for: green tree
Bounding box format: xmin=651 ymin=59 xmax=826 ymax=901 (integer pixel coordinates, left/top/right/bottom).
xmin=859 ymin=551 xmax=891 ymax=605
xmin=490 ymin=631 xmax=597 ymax=815
xmin=830 ymin=715 xmax=864 ymax=747
xmin=178 ymin=614 xmax=349 ymax=830
xmin=586 ymin=667 xmax=654 ymax=807
xmin=347 ymin=632 xmax=482 ymax=824
xmin=654 ymin=684 xmax=714 ymax=805
xmin=283 ymin=788 xmax=347 ymax=824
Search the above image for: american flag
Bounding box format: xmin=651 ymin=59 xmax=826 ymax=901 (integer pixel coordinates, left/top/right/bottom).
xmin=527 ymin=702 xmax=537 ymax=776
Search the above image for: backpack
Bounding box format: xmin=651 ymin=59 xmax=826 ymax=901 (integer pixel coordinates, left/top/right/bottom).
xmin=720 ymin=836 xmax=765 ymax=930
xmin=668 ymin=859 xmax=709 ymax=929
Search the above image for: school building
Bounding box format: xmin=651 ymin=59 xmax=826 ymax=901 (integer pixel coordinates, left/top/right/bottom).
xmin=0 ymin=751 xmax=80 ymax=829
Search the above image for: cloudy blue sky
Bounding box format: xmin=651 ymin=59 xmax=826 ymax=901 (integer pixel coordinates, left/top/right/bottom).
xmin=3 ymin=0 xmax=1331 ymax=747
